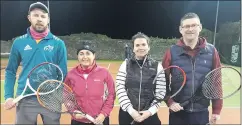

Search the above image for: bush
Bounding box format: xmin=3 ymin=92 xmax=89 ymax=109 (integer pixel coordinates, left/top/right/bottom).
xmin=1 ymin=21 xmax=239 ymax=63
xmin=217 ymin=21 xmax=241 ymax=44
xmin=200 ymin=28 xmax=215 ymax=44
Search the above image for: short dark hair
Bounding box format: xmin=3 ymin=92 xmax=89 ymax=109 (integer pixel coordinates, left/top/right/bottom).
xmin=131 ymin=32 xmax=150 ymax=47
xmin=180 ymin=12 xmax=200 ymax=26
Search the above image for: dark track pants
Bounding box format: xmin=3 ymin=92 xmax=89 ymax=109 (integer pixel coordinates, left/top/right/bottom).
xmin=169 ymin=109 xmax=209 ymax=125
xmin=118 ymin=108 xmax=161 ymax=125
xmin=71 ymin=117 xmax=109 ymax=125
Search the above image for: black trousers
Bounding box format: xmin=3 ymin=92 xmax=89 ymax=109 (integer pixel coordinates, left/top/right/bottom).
xmin=169 ymin=109 xmax=209 ymax=125
xmin=118 ymin=108 xmax=161 ymax=125
xmin=71 ymin=117 xmax=109 ymax=125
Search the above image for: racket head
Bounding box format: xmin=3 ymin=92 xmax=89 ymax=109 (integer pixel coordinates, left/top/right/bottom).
xmin=25 ymin=62 xmax=63 ymax=94
xmin=37 ymin=79 xmax=97 ymax=123
xmin=37 ymin=79 xmax=77 ymax=113
xmin=202 ymin=66 xmax=241 ymax=100
xmin=152 ymin=65 xmax=187 ymax=102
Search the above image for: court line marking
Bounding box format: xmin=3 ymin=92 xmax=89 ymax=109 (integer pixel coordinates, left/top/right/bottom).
xmin=107 ymin=63 xmax=111 ymax=70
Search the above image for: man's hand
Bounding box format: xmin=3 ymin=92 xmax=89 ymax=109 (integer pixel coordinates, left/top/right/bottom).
xmin=169 ymin=102 xmax=183 ymax=112
xmin=73 ymin=110 xmax=85 ymax=119
xmin=135 ymin=110 xmax=152 ymax=122
xmin=4 ymin=98 xmax=16 ymax=110
xmin=209 ymin=114 xmax=220 ymax=125
xmin=94 ymin=113 xmax=105 ymax=125
xmin=130 ymin=110 xmax=142 ymax=122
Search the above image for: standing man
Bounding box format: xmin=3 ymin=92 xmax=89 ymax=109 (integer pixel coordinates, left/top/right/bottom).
xmin=4 ymin=2 xmax=67 ymax=124
xmin=162 ymin=12 xmax=223 ymax=125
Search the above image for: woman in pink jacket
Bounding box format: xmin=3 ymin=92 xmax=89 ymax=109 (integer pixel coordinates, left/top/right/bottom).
xmin=64 ymin=44 xmax=116 ymax=125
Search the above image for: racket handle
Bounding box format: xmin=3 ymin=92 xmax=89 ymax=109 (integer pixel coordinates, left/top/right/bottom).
xmin=86 ymin=114 xmax=104 ymax=125
xmin=179 ymin=101 xmax=189 ymax=107
xmin=13 ymin=95 xmax=23 ymax=103
xmin=130 ymin=120 xmax=135 ymax=125
xmin=169 ymin=102 xmax=188 ymax=113
xmin=85 ymin=114 xmax=96 ymax=123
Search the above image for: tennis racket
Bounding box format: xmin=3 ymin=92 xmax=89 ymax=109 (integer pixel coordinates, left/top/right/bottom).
xmin=36 ymin=79 xmax=97 ymax=123
xmin=12 ymin=62 xmax=63 ymax=103
xmin=180 ymin=66 xmax=241 ymax=106
xmin=131 ymin=65 xmax=187 ymax=124
xmin=178 ymin=66 xmax=241 ymax=124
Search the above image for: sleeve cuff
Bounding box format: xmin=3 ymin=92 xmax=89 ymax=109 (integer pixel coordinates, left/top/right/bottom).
xmin=166 ymin=98 xmax=175 ymax=107
xmin=100 ymin=111 xmax=108 ymax=117
xmin=127 ymin=106 xmax=135 ymax=115
xmin=212 ymin=108 xmax=222 ymax=115
xmin=148 ymin=105 xmax=159 ymax=116
xmin=4 ymin=95 xmax=14 ymax=100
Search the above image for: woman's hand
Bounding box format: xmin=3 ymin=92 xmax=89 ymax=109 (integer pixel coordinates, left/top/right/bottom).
xmin=73 ymin=110 xmax=85 ymax=119
xmin=94 ymin=113 xmax=105 ymax=124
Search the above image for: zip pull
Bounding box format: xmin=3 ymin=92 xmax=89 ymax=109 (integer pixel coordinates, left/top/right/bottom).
xmin=85 ymin=81 xmax=88 ymax=92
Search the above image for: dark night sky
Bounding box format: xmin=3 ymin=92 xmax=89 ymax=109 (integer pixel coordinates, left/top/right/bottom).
xmin=1 ymin=1 xmax=241 ymax=41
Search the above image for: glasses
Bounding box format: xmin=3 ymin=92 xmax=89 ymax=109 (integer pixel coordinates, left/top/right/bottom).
xmin=181 ymin=24 xmax=200 ymax=29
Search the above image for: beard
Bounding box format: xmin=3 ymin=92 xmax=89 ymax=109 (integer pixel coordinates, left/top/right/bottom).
xmin=32 ymin=24 xmax=48 ymax=33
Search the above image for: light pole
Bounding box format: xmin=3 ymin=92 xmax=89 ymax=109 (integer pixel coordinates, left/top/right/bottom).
xmin=213 ymin=0 xmax=220 ymax=46
xmin=47 ymin=0 xmax=50 ymax=30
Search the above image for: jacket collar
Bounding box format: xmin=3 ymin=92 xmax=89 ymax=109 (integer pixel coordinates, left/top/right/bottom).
xmin=26 ymin=27 xmax=53 ymax=40
xmin=129 ymin=54 xmax=153 ymax=68
xmin=176 ymin=37 xmax=211 ymax=56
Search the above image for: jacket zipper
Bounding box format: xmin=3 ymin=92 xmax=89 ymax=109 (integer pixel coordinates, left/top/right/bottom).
xmin=190 ymin=57 xmax=196 ymax=112
xmin=84 ymin=74 xmax=96 ymax=119
xmin=77 ymin=71 xmax=99 ymax=120
xmin=85 ymin=81 xmax=88 ymax=95
xmin=138 ymin=69 xmax=142 ymax=112
xmin=135 ymin=56 xmax=147 ymax=112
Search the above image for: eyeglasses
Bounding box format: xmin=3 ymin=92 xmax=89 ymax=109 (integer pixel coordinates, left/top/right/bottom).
xmin=181 ymin=24 xmax=200 ymax=29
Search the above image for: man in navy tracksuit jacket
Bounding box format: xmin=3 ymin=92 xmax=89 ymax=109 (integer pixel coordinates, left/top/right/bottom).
xmin=4 ymin=2 xmax=67 ymax=124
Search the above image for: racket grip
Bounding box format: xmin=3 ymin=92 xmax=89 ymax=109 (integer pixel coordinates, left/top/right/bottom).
xmin=13 ymin=95 xmax=23 ymax=103
xmin=85 ymin=114 xmax=95 ymax=123
xmin=179 ymin=101 xmax=189 ymax=107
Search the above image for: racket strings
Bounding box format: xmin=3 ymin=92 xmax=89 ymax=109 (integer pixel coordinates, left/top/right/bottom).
xmin=37 ymin=81 xmax=80 ymax=113
xmin=220 ymin=67 xmax=240 ymax=98
xmin=203 ymin=69 xmax=223 ymax=99
xmin=29 ymin=64 xmax=63 ymax=90
xmin=170 ymin=69 xmax=186 ymax=98
xmin=172 ymin=71 xmax=184 ymax=83
xmin=202 ymin=67 xmax=240 ymax=99
xmin=62 ymin=89 xmax=81 ymax=113
xmin=38 ymin=81 xmax=64 ymax=112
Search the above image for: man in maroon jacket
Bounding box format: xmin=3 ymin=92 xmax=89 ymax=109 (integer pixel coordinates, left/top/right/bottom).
xmin=162 ymin=12 xmax=223 ymax=125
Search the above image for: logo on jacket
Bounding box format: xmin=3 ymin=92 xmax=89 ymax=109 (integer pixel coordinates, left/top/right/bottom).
xmin=204 ymin=60 xmax=207 ymax=64
xmin=24 ymin=44 xmax=32 ymax=50
xmin=94 ymin=79 xmax=101 ymax=82
xmin=44 ymin=45 xmax=54 ymax=52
